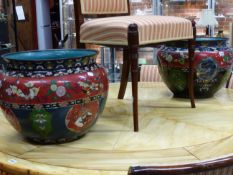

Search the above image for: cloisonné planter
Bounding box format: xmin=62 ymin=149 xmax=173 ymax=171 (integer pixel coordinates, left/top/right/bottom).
xmin=0 ymin=49 xmax=108 ymax=144
xmin=157 ymin=38 xmax=233 ymax=98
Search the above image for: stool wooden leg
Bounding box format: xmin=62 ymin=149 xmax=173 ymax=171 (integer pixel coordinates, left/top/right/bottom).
xmin=128 ymin=24 xmax=139 ymax=132
xmin=188 ymin=39 xmax=195 ymax=108
xmin=188 ymin=20 xmax=196 ymax=108
xmin=131 ymin=51 xmax=139 ymax=132
xmin=118 ymin=48 xmax=130 ymax=99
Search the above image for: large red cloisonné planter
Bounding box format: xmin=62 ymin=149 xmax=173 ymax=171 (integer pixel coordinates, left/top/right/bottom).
xmin=157 ymin=38 xmax=233 ymax=98
xmin=0 ymin=49 xmax=109 ymax=144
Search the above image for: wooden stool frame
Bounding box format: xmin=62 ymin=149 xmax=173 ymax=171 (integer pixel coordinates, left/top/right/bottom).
xmin=74 ymin=0 xmax=196 ymax=132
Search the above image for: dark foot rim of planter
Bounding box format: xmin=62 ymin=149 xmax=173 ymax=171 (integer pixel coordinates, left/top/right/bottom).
xmin=24 ymin=134 xmax=86 ymax=145
xmin=173 ymin=93 xmax=214 ymax=99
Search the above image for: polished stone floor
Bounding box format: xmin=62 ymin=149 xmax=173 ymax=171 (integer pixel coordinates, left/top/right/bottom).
xmin=1 ymin=82 xmax=233 ymax=175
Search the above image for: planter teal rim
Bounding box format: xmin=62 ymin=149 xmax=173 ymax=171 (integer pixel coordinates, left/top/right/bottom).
xmin=1 ymin=49 xmax=98 ymax=61
xmin=196 ymin=37 xmax=228 ymax=42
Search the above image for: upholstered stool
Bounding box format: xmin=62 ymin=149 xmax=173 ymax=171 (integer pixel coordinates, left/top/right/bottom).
xmin=74 ymin=0 xmax=196 ymax=131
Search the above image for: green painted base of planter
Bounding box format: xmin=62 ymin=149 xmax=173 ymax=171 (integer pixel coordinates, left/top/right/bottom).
xmin=160 ymin=67 xmax=231 ymax=98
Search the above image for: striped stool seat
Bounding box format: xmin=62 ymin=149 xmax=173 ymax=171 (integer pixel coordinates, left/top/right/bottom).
xmin=140 ymin=65 xmax=162 ymax=82
xmin=80 ymin=16 xmax=193 ymax=46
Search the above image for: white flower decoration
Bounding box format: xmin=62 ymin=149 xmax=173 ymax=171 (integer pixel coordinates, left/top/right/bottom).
xmin=28 ymin=87 xmax=40 ymax=99
xmin=87 ymin=72 xmax=94 ymax=76
xmin=67 ymin=69 xmax=73 ymax=73
xmin=166 ymin=55 xmax=173 ymax=62
xmin=10 ymin=85 xmax=18 ymax=94
xmin=50 ymin=84 xmax=57 ymax=91
xmin=56 ymin=86 xmax=66 ymax=97
xmin=17 ymin=89 xmax=24 ymax=97
xmin=219 ymin=51 xmax=224 ymax=57
xmin=46 ymin=72 xmax=53 ymax=76
xmin=24 ymin=81 xmax=34 ymax=88
xmin=6 ymin=88 xmax=12 ymax=95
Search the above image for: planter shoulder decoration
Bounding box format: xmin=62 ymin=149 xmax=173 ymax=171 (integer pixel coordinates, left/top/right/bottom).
xmin=0 ymin=49 xmax=109 ymax=144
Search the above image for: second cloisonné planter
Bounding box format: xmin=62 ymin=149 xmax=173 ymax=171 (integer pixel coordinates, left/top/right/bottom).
xmin=157 ymin=38 xmax=233 ymax=98
xmin=0 ymin=49 xmax=109 ymax=144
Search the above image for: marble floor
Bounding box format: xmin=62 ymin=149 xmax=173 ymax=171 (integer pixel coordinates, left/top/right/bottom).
xmin=1 ymin=82 xmax=233 ymax=175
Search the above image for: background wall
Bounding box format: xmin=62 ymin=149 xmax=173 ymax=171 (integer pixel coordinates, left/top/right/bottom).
xmin=162 ymin=0 xmax=233 ymax=36
xmin=0 ymin=0 xmax=9 ymax=44
xmin=0 ymin=0 xmax=3 ymax=12
xmin=215 ymin=0 xmax=233 ymax=34
xmin=6 ymin=0 xmax=37 ymax=51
